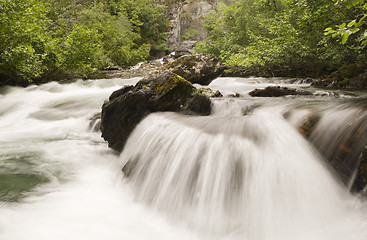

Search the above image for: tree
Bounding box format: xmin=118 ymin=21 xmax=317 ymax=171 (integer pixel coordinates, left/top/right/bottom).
xmin=0 ymin=0 xmax=50 ymax=84
xmin=195 ymin=0 xmax=367 ymax=76
xmin=324 ymin=0 xmax=367 ymax=46
xmin=0 ymin=0 xmax=168 ymax=85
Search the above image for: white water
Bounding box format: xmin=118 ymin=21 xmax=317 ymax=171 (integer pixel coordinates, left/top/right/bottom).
xmin=0 ymin=77 xmax=366 ymax=240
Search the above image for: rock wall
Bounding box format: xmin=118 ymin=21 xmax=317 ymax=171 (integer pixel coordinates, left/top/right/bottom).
xmin=157 ymin=0 xmax=218 ymax=53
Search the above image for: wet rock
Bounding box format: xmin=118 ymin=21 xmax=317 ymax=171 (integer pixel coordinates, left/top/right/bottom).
xmin=357 ymin=187 xmax=367 ymax=199
xmin=242 ymin=104 xmax=261 ymax=115
xmin=249 ymin=86 xmax=312 ymax=97
xmin=311 ymin=114 xmax=367 ymax=188
xmin=285 ymin=107 xmax=367 ymax=192
xmin=284 ymin=110 xmax=321 ymax=138
xmin=349 ymin=72 xmax=367 ymax=89
xmin=109 ymin=85 xmax=134 ymax=101
xmin=198 ymin=88 xmax=223 ymax=98
xmin=228 ymin=93 xmax=243 ymax=98
xmin=300 ymin=78 xmax=314 ymax=84
xmin=89 ymin=112 xmax=101 ymax=132
xmin=173 ymin=46 xmax=192 ymax=58
xmin=352 ymin=148 xmax=367 ymax=193
xmin=312 ymin=63 xmax=367 ymax=88
xmin=100 ymin=71 xmax=211 ymax=152
xmin=313 ymin=91 xmax=337 ymax=97
xmin=87 ymin=61 xmax=161 ymax=79
xmin=160 ymin=54 xmax=225 ymax=85
xmin=311 ymin=78 xmax=334 ymax=87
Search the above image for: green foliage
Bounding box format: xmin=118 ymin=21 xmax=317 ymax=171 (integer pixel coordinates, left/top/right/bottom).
xmin=60 ymin=24 xmax=105 ymax=74
xmin=195 ymin=0 xmax=367 ymax=76
xmin=119 ymin=0 xmax=168 ymax=51
xmin=183 ymin=28 xmax=199 ymax=40
xmin=0 ymin=0 xmax=167 ymax=85
xmin=0 ymin=0 xmax=50 ymax=82
xmin=324 ymin=0 xmax=367 ymax=46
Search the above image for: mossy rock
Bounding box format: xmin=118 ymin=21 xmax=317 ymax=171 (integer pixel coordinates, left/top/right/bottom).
xmin=159 ymin=54 xmax=225 ymax=85
xmin=198 ymin=88 xmax=223 ymax=97
xmin=314 ymin=62 xmax=367 ymax=88
xmin=101 ymin=70 xmax=211 ymax=152
xmin=329 ymin=63 xmax=365 ymax=79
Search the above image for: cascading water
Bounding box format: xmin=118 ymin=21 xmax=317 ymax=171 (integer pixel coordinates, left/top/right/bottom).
xmin=120 ymin=103 xmax=364 ymax=240
xmin=0 ymin=77 xmax=366 ymax=240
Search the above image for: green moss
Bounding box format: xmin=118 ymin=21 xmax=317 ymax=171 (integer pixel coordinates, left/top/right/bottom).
xmin=152 ymin=74 xmax=193 ymax=95
xmin=181 ymin=12 xmax=192 ymax=19
xmin=337 ymin=78 xmax=350 ymax=87
xmin=329 ymin=63 xmax=366 ymax=81
xmin=162 ymin=57 xmax=196 ymax=71
xmin=183 ymin=28 xmax=199 ymax=40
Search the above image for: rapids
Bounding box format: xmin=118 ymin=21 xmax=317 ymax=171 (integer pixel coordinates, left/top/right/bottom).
xmin=0 ymin=77 xmax=366 ymax=240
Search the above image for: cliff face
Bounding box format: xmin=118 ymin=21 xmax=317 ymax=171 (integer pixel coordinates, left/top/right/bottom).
xmin=157 ymin=0 xmax=218 ymax=54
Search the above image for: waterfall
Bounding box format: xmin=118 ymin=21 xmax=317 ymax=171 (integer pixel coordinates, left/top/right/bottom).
xmin=120 ymin=102 xmax=364 ymax=239
xmin=0 ymin=77 xmax=366 ymax=240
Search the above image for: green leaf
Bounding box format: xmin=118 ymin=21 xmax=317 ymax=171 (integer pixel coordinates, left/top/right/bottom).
xmin=345 ymin=0 xmax=365 ymax=9
xmin=350 ymin=27 xmax=360 ymax=34
xmin=338 ymin=23 xmax=346 ymax=29
xmin=357 ymin=14 xmax=367 ymax=26
xmin=324 ymin=28 xmax=336 ymax=35
xmin=341 ymin=31 xmax=350 ymax=44
xmin=348 ymin=20 xmax=356 ymax=27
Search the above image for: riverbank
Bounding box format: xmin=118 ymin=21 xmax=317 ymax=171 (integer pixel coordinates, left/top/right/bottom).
xmin=86 ymin=56 xmax=367 ymax=90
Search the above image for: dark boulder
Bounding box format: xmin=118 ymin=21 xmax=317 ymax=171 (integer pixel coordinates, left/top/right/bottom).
xmin=249 ymin=86 xmax=312 ymax=97
xmin=100 ymin=71 xmax=211 ymax=152
xmin=160 ymin=54 xmax=225 ymax=85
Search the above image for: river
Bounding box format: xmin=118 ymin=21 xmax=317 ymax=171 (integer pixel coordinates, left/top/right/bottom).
xmin=0 ymin=77 xmax=366 ymax=240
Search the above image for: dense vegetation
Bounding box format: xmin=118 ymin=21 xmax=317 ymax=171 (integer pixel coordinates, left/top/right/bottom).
xmin=195 ymin=0 xmax=367 ymax=78
xmin=0 ymin=0 xmax=167 ymax=85
xmin=2 ymin=0 xmax=366 ymax=85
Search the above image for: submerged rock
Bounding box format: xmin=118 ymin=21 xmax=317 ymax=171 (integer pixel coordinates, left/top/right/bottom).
xmin=228 ymin=93 xmax=243 ymax=98
xmin=286 ymin=111 xmax=321 ymax=138
xmin=352 ymin=148 xmax=367 ymax=193
xmin=89 ymin=112 xmax=101 ymax=132
xmin=198 ymin=88 xmax=223 ymax=98
xmin=249 ymin=86 xmax=312 ymax=97
xmin=160 ymin=54 xmax=225 ymax=85
xmin=100 ymin=71 xmax=211 ymax=152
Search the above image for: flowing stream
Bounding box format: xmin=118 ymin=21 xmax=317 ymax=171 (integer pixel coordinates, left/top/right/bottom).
xmin=0 ymin=77 xmax=367 ymax=240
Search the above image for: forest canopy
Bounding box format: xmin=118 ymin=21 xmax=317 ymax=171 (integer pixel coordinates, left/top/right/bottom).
xmin=1 ymin=0 xmax=366 ymax=85
xmin=195 ymin=0 xmax=367 ymax=77
xmin=0 ymin=0 xmax=167 ymax=85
